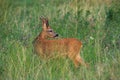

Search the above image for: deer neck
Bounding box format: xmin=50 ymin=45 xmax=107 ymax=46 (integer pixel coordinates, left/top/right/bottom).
xmin=39 ymin=31 xmax=47 ymax=40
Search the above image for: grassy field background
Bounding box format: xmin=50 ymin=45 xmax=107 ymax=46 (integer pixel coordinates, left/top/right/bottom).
xmin=0 ymin=0 xmax=120 ymax=80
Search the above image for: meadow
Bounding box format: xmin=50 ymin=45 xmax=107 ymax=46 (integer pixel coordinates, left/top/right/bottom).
xmin=0 ymin=0 xmax=120 ymax=80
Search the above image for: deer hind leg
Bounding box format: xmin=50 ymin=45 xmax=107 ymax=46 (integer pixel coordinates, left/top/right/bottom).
xmin=68 ymin=52 xmax=83 ymax=68
xmin=68 ymin=52 xmax=78 ymax=67
xmin=68 ymin=48 xmax=88 ymax=68
xmin=74 ymin=54 xmax=88 ymax=68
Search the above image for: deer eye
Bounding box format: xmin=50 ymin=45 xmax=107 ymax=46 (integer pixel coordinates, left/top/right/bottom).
xmin=48 ymin=30 xmax=53 ymax=32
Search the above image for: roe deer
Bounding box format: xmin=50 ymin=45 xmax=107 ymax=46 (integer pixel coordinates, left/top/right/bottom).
xmin=33 ymin=17 xmax=87 ymax=68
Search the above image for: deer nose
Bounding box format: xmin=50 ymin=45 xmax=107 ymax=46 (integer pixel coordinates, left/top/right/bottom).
xmin=54 ymin=34 xmax=59 ymax=37
xmin=56 ymin=34 xmax=58 ymax=36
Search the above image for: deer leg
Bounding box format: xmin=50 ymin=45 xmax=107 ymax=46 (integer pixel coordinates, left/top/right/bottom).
xmin=73 ymin=57 xmax=80 ymax=68
xmin=74 ymin=54 xmax=88 ymax=67
xmin=68 ymin=52 xmax=78 ymax=67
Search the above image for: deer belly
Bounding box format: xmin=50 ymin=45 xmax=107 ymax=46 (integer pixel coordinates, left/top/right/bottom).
xmin=41 ymin=45 xmax=67 ymax=58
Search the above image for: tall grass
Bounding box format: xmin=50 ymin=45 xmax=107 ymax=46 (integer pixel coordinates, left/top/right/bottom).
xmin=0 ymin=0 xmax=120 ymax=80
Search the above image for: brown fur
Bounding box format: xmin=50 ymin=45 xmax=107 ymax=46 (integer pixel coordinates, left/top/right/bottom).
xmin=33 ymin=17 xmax=87 ymax=68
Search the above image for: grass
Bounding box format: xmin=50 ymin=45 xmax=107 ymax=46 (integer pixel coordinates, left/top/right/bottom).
xmin=0 ymin=0 xmax=120 ymax=80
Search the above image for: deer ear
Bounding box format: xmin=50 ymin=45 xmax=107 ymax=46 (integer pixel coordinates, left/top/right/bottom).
xmin=43 ymin=26 xmax=47 ymax=31
xmin=40 ymin=16 xmax=44 ymax=20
